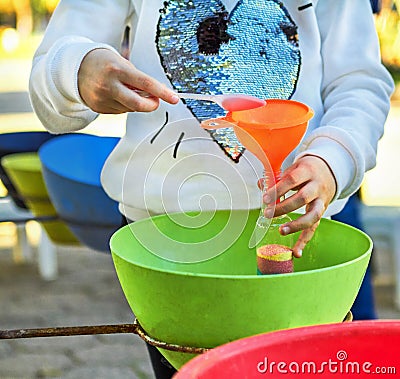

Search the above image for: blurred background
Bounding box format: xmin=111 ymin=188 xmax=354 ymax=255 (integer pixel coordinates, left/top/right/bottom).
xmin=0 ymin=1 xmax=400 ymax=378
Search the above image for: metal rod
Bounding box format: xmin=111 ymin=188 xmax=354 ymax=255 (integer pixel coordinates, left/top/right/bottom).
xmin=0 ymin=324 xmax=138 ymax=339
xmin=0 ymin=319 xmax=210 ymax=354
xmin=0 ymin=315 xmax=352 ymax=354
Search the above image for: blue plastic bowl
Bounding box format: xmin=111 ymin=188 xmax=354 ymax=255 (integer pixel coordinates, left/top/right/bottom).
xmin=39 ymin=134 xmax=122 ymax=252
xmin=0 ymin=131 xmax=57 ymax=208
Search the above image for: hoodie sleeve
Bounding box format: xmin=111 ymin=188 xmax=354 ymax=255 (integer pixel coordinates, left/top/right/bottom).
xmin=29 ymin=0 xmax=136 ymax=134
xmin=295 ymin=0 xmax=394 ymax=200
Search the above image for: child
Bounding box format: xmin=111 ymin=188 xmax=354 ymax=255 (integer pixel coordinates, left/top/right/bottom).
xmin=29 ymin=1 xmax=394 ymax=377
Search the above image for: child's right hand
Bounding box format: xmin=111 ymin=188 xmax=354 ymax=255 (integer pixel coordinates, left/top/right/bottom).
xmin=78 ymin=48 xmax=179 ymax=114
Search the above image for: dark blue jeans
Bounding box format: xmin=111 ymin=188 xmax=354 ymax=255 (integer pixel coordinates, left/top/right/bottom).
xmin=332 ymin=193 xmax=377 ymax=320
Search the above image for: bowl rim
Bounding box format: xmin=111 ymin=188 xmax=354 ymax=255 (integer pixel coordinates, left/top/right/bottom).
xmin=38 ymin=134 xmax=120 ymax=187
xmin=110 ymin=211 xmax=373 ymax=279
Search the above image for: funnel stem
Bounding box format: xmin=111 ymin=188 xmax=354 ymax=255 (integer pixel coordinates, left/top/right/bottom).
xmin=273 ymin=170 xmax=282 ymax=204
xmin=255 ymin=169 xmax=294 ymax=274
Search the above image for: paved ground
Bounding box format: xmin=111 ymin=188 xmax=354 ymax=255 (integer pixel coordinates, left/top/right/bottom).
xmin=0 ymin=241 xmax=154 ymax=379
xmin=0 ymin=60 xmax=400 ymax=378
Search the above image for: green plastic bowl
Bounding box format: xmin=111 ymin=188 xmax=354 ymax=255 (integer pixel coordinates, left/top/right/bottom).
xmin=1 ymin=152 xmax=80 ymax=245
xmin=110 ymin=209 xmax=372 ymax=369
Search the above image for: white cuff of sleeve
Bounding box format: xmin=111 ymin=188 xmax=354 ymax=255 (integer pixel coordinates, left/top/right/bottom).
xmin=294 ymin=129 xmax=364 ymax=201
xmin=49 ymin=36 xmax=119 ymax=105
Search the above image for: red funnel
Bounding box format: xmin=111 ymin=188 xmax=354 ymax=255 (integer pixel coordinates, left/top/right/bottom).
xmin=202 ymin=99 xmax=314 ymax=180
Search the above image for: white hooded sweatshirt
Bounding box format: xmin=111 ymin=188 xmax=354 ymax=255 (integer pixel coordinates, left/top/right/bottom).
xmin=29 ymin=0 xmax=394 ymax=221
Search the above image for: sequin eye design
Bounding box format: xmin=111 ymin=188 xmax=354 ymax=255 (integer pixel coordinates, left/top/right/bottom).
xmin=280 ymin=22 xmax=299 ymax=46
xmin=197 ymin=12 xmax=235 ymax=55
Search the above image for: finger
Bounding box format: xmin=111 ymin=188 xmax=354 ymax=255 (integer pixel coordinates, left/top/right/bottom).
xmin=274 ymin=164 xmax=312 ymax=199
xmin=107 ymin=105 xmax=130 ymax=114
xmin=89 ymin=99 xmax=130 ymax=114
xmin=263 ymin=186 xmax=277 ymax=206
xmin=115 ymin=83 xmax=161 ymax=112
xmin=259 ymin=176 xmax=276 ymax=193
xmin=291 ymin=221 xmax=320 ymax=258
xmin=274 ymin=181 xmax=319 ymax=217
xmin=279 ymin=198 xmax=324 ymax=235
xmin=122 ymin=69 xmax=179 ymax=104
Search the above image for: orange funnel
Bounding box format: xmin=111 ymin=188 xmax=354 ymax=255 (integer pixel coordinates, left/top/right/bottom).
xmin=202 ymin=99 xmax=314 ymax=179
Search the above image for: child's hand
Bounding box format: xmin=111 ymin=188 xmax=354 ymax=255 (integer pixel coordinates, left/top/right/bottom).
xmin=263 ymin=155 xmax=337 ymax=258
xmin=78 ymin=49 xmax=179 ymax=114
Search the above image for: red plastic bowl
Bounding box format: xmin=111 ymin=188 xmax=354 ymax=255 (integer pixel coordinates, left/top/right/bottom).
xmin=174 ymin=321 xmax=400 ymax=378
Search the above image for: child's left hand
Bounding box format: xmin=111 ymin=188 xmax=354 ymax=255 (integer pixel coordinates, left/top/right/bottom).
xmin=262 ymin=155 xmax=337 ymax=258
